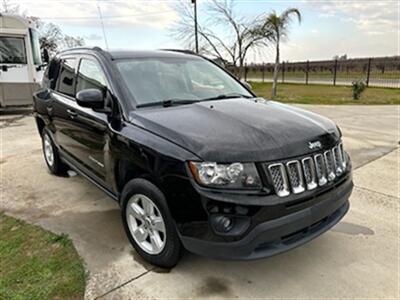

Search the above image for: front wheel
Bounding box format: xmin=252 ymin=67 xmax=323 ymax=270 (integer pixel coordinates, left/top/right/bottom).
xmin=121 ymin=179 xmax=182 ymax=268
xmin=41 ymin=129 xmax=67 ymax=175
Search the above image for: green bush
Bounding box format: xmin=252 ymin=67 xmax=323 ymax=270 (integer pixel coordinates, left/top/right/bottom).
xmin=351 ymin=80 xmax=367 ymax=100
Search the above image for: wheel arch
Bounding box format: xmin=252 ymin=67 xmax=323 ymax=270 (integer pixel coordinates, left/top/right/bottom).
xmin=35 ymin=116 xmax=46 ymax=136
xmin=115 ymin=158 xmax=161 ymax=201
xmin=114 ymin=157 xmax=206 ymax=224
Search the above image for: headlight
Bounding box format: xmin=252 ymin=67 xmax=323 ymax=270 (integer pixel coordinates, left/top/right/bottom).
xmin=189 ymin=162 xmax=261 ymax=189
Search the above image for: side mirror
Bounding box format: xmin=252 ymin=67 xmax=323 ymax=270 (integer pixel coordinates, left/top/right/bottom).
xmin=241 ymin=80 xmax=252 ymax=90
xmin=76 ymin=89 xmax=104 ymax=109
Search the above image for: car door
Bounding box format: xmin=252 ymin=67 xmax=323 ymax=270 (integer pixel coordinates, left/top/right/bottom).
xmin=51 ymin=56 xmax=80 ymax=158
xmin=65 ymin=56 xmax=111 ymax=184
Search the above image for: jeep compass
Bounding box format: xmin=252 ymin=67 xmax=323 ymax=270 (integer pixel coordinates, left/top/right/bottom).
xmin=33 ymin=48 xmax=353 ymax=268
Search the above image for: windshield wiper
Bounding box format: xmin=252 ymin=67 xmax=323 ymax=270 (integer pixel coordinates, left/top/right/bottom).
xmin=136 ymin=99 xmax=199 ymax=108
xmin=136 ymin=93 xmax=252 ymax=108
xmin=199 ymin=93 xmax=253 ymax=102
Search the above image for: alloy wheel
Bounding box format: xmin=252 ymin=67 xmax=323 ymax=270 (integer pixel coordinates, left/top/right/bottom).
xmin=126 ymin=194 xmax=166 ymax=255
xmin=43 ymin=134 xmax=54 ymax=167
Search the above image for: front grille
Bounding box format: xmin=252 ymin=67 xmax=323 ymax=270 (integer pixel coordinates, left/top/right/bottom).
xmin=266 ymin=143 xmax=347 ymax=197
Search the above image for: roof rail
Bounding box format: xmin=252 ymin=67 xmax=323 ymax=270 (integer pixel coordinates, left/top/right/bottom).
xmin=56 ymin=46 xmax=113 ymax=60
xmin=160 ymin=49 xmax=198 ymax=55
xmin=58 ymin=46 xmax=104 ymax=54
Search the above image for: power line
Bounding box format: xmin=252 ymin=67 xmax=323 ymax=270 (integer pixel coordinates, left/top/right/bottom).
xmin=35 ymin=9 xmax=175 ymax=20
xmin=11 ymin=0 xmax=180 ymax=2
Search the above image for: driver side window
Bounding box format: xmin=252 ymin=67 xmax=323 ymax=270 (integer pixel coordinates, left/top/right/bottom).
xmin=76 ymin=58 xmax=108 ymax=95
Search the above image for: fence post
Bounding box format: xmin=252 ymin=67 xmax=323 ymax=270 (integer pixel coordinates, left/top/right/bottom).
xmin=282 ymin=61 xmax=285 ymax=83
xmin=262 ymin=63 xmax=265 ymax=82
xmin=333 ymin=59 xmax=338 ymax=86
xmin=366 ymin=58 xmax=372 ymax=87
xmin=306 ymin=60 xmax=310 ymax=85
xmin=244 ymin=63 xmax=247 ymax=81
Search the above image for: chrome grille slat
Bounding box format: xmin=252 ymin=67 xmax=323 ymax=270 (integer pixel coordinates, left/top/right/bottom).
xmin=268 ymin=163 xmax=290 ymax=197
xmin=314 ymin=154 xmax=328 ymax=186
xmin=324 ymin=150 xmax=336 ymax=181
xmin=302 ymin=157 xmax=317 ymax=190
xmin=266 ymin=143 xmax=347 ymax=197
xmin=286 ymin=161 xmax=305 ymax=194
xmin=333 ymin=146 xmax=343 ymax=176
xmin=339 ymin=143 xmax=347 ymax=169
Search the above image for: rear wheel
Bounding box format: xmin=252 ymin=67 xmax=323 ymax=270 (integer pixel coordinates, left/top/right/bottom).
xmin=41 ymin=129 xmax=67 ymax=175
xmin=121 ymin=179 xmax=182 ymax=268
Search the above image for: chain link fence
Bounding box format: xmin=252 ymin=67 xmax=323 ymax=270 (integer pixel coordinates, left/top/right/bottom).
xmin=240 ymin=56 xmax=400 ymax=88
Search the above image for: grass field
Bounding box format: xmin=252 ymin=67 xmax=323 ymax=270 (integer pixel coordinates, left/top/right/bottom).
xmin=250 ymin=82 xmax=400 ymax=105
xmin=0 ymin=213 xmax=85 ymax=300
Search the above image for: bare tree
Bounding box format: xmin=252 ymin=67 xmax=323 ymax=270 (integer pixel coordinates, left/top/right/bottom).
xmin=0 ymin=0 xmax=20 ymax=14
xmin=172 ymin=0 xmax=265 ymax=79
xmin=1 ymin=3 xmax=84 ymax=57
xmin=63 ymin=35 xmax=84 ymax=49
xmin=30 ymin=18 xmax=85 ymax=56
xmin=255 ymin=8 xmax=301 ymax=97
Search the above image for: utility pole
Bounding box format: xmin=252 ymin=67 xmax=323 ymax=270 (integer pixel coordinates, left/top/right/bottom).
xmin=366 ymin=58 xmax=372 ymax=87
xmin=191 ymin=0 xmax=199 ymax=53
xmin=333 ymin=58 xmax=338 ymax=86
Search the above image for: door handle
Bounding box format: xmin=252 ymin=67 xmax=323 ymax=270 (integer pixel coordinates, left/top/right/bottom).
xmin=67 ymin=109 xmax=78 ymax=117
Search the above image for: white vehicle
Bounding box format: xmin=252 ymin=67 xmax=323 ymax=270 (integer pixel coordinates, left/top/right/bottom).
xmin=0 ymin=14 xmax=45 ymax=107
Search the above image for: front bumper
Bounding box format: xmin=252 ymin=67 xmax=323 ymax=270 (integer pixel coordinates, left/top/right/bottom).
xmin=180 ymin=175 xmax=352 ymax=260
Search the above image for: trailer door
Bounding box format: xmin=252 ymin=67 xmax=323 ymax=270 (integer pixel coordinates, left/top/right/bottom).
xmin=0 ymin=35 xmax=32 ymax=106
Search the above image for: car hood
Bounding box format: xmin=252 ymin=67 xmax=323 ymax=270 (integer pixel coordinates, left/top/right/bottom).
xmin=129 ymin=99 xmax=341 ymax=162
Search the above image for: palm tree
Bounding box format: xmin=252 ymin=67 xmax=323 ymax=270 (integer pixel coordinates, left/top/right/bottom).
xmin=257 ymin=8 xmax=301 ymax=97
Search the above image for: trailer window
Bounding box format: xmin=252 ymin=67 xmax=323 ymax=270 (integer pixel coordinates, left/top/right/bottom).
xmin=0 ymin=36 xmax=27 ymax=64
xmin=29 ymin=29 xmax=42 ymax=65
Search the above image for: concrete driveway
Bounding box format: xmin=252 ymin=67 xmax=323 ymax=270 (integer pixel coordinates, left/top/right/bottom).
xmin=1 ymin=105 xmax=399 ymax=299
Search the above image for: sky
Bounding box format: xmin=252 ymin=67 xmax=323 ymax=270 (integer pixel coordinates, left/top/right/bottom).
xmin=7 ymin=0 xmax=400 ymax=63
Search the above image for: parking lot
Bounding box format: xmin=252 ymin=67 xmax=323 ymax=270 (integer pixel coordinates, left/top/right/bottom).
xmin=1 ymin=105 xmax=399 ymax=299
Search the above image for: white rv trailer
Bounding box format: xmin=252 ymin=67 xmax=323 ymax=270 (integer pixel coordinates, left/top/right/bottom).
xmin=0 ymin=14 xmax=44 ymax=107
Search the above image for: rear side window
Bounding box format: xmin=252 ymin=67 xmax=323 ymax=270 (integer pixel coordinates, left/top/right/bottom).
xmin=76 ymin=58 xmax=107 ymax=94
xmin=43 ymin=58 xmax=61 ymax=89
xmin=57 ymin=58 xmax=77 ymax=97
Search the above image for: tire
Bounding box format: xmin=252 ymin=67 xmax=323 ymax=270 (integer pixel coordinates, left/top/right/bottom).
xmin=121 ymin=178 xmax=182 ymax=268
xmin=41 ymin=129 xmax=67 ymax=175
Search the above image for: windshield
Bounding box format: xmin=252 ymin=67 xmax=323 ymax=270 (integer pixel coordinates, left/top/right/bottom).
xmin=115 ymin=56 xmax=253 ymax=107
xmin=0 ymin=36 xmax=27 ymax=64
xmin=29 ymin=29 xmax=42 ymax=65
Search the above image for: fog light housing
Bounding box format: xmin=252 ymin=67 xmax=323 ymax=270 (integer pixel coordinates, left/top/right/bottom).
xmin=211 ymin=215 xmax=233 ymax=233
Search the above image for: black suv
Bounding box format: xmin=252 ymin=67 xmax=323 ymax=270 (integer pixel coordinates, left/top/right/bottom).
xmin=33 ymin=48 xmax=353 ymax=268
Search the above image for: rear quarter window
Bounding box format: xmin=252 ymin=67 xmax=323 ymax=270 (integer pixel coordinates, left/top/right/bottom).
xmin=57 ymin=58 xmax=77 ymax=97
xmin=43 ymin=58 xmax=61 ymax=89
